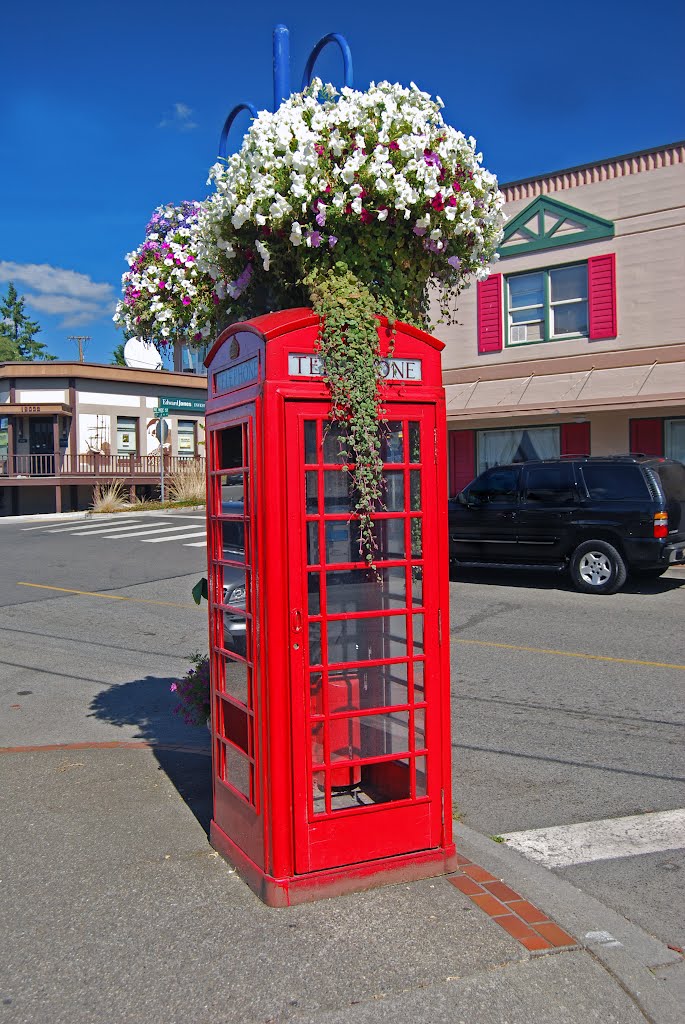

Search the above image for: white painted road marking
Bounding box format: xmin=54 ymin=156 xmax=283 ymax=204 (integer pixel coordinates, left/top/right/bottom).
xmin=43 ymin=519 xmax=142 ymax=533
xmin=184 ymin=541 xmax=207 ymax=548
xmin=141 ymin=531 xmax=207 ymax=543
xmin=500 ymin=809 xmax=685 ymax=868
xmin=69 ymin=522 xmax=177 ymax=537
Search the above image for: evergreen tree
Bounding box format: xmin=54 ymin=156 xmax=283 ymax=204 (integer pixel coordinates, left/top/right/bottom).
xmin=111 ymin=343 xmax=127 ymax=366
xmin=0 ymin=283 xmax=56 ymax=361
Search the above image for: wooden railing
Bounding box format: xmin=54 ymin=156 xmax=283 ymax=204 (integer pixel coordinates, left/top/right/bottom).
xmin=0 ymin=453 xmax=205 ymax=479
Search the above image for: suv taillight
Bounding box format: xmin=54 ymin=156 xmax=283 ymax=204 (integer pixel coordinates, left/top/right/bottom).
xmin=653 ymin=512 xmax=668 ymax=538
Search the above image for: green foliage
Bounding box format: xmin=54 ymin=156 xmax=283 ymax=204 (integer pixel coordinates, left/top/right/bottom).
xmin=307 ymin=265 xmax=392 ymax=568
xmin=111 ymin=343 xmax=127 ymax=366
xmin=0 ymin=282 xmax=55 ymax=361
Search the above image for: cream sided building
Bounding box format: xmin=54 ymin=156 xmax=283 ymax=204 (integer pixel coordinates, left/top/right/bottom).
xmin=434 ymin=141 xmax=685 ymax=494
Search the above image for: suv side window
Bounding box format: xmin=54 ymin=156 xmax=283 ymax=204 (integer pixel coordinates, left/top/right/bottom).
xmin=580 ymin=464 xmax=650 ymax=500
xmin=523 ymin=463 xmax=576 ymax=505
xmin=469 ymin=466 xmax=519 ymax=505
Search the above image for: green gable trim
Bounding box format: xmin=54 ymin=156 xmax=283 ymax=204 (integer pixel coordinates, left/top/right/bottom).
xmin=498 ymin=197 xmax=614 ymax=258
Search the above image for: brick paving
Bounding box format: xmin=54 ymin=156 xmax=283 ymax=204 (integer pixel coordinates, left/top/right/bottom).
xmin=448 ymin=854 xmax=577 ymax=952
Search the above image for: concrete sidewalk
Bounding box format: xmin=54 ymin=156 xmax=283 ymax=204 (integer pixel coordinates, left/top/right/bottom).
xmin=1 ymin=743 xmax=682 ymax=1024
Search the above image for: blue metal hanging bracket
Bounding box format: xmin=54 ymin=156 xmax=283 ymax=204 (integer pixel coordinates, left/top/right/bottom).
xmin=218 ymin=24 xmax=354 ymax=159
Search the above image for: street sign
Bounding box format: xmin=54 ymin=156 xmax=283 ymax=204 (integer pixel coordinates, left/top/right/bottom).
xmin=154 ymin=406 xmax=169 ymax=417
xmin=159 ymin=396 xmax=206 ymax=413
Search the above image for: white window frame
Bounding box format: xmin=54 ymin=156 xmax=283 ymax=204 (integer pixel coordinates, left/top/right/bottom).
xmin=506 ymin=262 xmax=588 ymax=346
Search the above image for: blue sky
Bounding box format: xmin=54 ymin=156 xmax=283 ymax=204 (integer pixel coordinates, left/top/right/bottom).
xmin=1 ymin=0 xmax=683 ymax=366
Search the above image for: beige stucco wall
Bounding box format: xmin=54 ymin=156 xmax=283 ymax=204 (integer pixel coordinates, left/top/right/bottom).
xmin=433 ymin=161 xmax=685 ymax=373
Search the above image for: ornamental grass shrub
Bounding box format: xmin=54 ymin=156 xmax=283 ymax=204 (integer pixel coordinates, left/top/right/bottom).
xmin=90 ymin=481 xmax=129 ymax=513
xmin=166 ymin=460 xmax=207 ymax=504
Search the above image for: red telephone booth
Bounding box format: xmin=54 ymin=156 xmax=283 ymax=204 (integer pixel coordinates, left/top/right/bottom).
xmin=204 ymin=308 xmax=456 ymax=905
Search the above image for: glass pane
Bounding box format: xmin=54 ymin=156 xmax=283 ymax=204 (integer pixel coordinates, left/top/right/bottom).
xmin=306 ymin=472 xmax=319 ymax=514
xmin=224 ymin=743 xmax=251 ymax=799
xmin=309 ymin=622 xmax=322 ymax=665
xmin=221 ymin=570 xmax=247 ymax=656
xmin=359 ymin=661 xmax=409 ymax=709
xmin=415 ymin=756 xmax=427 ymax=798
xmin=221 ymin=472 xmax=244 ymax=511
xmin=221 ymin=699 xmax=250 ymax=755
xmin=380 ymin=421 xmax=404 ymax=463
xmin=221 ymin=519 xmax=244 ymax=561
xmin=311 ymin=719 xmax=325 ymax=767
xmin=223 ymin=656 xmax=249 ymax=705
xmin=325 ymin=520 xmax=360 ymax=564
xmin=509 ymin=272 xmax=544 ymax=309
xmin=410 ymin=470 xmax=421 ymax=511
xmin=413 ymin=661 xmax=425 ymax=700
xmin=413 ymin=615 xmax=424 ymax=656
xmin=359 ymin=710 xmax=410 ymax=757
xmin=376 ymin=518 xmax=405 ymax=560
xmin=410 ymin=519 xmax=422 ymax=558
xmin=219 ymin=425 xmax=243 ymax=469
xmin=510 ymin=308 xmax=543 ymax=325
xmin=322 ymin=423 xmax=349 ymax=464
xmin=312 ymin=770 xmax=326 ymax=815
xmin=324 ymin=470 xmax=355 ymax=513
xmin=304 ymin=421 xmax=317 ymax=463
xmin=552 ymin=302 xmax=587 ymax=336
xmin=550 ymin=264 xmax=587 ymax=302
xmin=411 ymin=565 xmax=424 ymax=605
xmin=382 ymin=470 xmax=405 ymax=511
xmin=310 ymin=671 xmax=324 ymax=718
xmin=414 ymin=708 xmax=426 ymax=751
xmin=308 ymin=573 xmax=321 ymax=615
xmin=326 ymin=567 xmax=407 ymax=614
xmin=327 ymin=614 xmax=407 ymax=664
xmin=307 ymin=522 xmax=320 ymax=565
xmin=408 ymin=422 xmax=421 ymax=463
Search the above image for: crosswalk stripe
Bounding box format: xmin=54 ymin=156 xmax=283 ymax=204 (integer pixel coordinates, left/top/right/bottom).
xmin=500 ymin=808 xmax=685 ymax=868
xmin=184 ymin=541 xmax=208 ymax=547
xmin=141 ymin=531 xmax=207 ymax=543
xmin=43 ymin=519 xmax=141 ymax=533
xmin=100 ymin=525 xmax=206 ymax=540
xmin=69 ymin=522 xmax=176 ymax=537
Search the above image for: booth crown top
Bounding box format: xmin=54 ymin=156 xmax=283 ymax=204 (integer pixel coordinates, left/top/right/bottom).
xmin=203 ymin=307 xmax=444 ymax=368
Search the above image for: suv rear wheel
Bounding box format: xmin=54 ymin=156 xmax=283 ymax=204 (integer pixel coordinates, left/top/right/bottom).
xmin=570 ymin=540 xmax=627 ymax=595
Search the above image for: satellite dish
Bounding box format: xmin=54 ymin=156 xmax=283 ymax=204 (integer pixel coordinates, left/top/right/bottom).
xmin=123 ymin=337 xmax=163 ymax=370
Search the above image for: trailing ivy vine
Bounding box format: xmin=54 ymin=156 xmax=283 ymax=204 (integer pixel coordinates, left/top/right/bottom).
xmin=307 ymin=263 xmax=396 ymax=569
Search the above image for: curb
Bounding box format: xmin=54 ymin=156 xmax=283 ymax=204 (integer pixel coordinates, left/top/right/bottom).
xmin=454 ymin=822 xmax=684 ymax=1024
xmin=0 ymin=505 xmax=207 ymax=525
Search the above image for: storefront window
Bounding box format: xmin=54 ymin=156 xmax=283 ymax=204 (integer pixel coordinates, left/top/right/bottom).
xmin=477 ymin=426 xmax=559 ymax=473
xmin=116 ymin=416 xmax=137 ymax=455
xmin=177 ymin=419 xmax=196 ymax=457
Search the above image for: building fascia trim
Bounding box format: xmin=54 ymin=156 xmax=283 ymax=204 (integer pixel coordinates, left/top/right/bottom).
xmin=0 ymin=362 xmax=208 ymax=390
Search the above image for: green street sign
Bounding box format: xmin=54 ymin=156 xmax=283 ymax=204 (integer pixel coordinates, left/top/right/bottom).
xmin=159 ymin=396 xmax=206 ymax=414
xmin=154 ymin=406 xmax=169 ymax=417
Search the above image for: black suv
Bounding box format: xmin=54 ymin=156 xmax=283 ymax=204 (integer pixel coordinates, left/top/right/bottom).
xmin=448 ymin=456 xmax=685 ymax=594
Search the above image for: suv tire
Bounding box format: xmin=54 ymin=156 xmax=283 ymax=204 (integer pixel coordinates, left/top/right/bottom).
xmin=570 ymin=540 xmax=627 ymax=595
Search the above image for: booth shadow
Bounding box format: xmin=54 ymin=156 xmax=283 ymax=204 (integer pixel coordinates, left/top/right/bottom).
xmin=449 ymin=563 xmax=685 ymax=597
xmin=88 ymin=674 xmax=212 ymax=836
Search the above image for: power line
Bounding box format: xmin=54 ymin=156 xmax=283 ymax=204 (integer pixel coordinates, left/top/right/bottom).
xmin=68 ymin=335 xmax=91 ymax=362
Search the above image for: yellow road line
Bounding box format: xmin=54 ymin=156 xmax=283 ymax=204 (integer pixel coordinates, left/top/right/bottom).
xmin=454 ymin=637 xmax=685 ymax=671
xmin=17 ymin=581 xmax=200 ymax=610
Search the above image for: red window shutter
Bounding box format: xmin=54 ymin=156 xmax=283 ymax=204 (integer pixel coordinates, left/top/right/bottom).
xmin=561 ymin=422 xmax=591 ymax=456
xmin=449 ymin=430 xmax=476 ymax=496
xmin=588 ymin=254 xmax=617 ymax=340
xmin=630 ymin=418 xmax=663 ymax=457
xmin=477 ymin=275 xmax=503 ymax=353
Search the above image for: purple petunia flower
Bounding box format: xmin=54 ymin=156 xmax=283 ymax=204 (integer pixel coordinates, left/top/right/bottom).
xmin=328 ymin=235 xmax=338 ymax=248
xmin=447 ymin=255 xmax=461 ymax=270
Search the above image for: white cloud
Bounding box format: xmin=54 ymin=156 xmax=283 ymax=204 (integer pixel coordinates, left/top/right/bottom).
xmin=158 ymin=101 xmax=198 ymax=131
xmin=0 ymin=261 xmax=115 ymax=328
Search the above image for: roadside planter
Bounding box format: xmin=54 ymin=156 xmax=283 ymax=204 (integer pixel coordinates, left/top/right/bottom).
xmin=203 ymin=309 xmax=457 ymax=905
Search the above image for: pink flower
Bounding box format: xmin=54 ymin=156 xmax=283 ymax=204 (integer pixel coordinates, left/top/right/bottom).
xmin=447 ymin=196 xmax=458 ymax=207
xmin=315 ymin=143 xmax=325 ymax=156
xmin=182 ymin=296 xmax=191 ymax=305
xmin=389 ymin=141 xmax=399 ymax=150
xmin=360 ymin=208 xmax=373 ymax=224
xmin=170 ymin=682 xmax=177 ymax=692
xmin=431 ymin=193 xmax=445 ymax=212
xmin=158 ymin=281 xmax=166 ymax=289
xmin=452 ymin=182 xmax=461 ymax=193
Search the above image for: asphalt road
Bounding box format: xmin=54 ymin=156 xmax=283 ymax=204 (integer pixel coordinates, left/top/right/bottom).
xmin=1 ymin=513 xmax=683 ymax=954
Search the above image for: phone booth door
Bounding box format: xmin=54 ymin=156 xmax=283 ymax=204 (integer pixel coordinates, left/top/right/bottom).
xmin=286 ymin=401 xmax=443 ymax=874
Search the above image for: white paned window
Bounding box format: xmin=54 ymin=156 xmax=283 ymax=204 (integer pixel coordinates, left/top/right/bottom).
xmin=507 ymin=264 xmax=588 ymax=345
xmin=117 ymin=416 xmax=138 ymax=455
xmin=665 ymin=418 xmax=685 ymax=464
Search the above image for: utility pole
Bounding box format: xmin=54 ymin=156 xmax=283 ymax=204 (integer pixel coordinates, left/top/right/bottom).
xmin=68 ymin=335 xmax=91 ymax=362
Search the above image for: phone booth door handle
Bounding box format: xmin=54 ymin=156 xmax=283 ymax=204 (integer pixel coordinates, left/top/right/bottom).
xmin=290 ymin=609 xmax=303 ymax=633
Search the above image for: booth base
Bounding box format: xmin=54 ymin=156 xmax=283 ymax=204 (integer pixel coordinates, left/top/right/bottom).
xmin=210 ymin=819 xmax=458 ymax=907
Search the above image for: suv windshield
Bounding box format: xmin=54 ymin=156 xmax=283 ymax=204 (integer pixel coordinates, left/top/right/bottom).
xmin=580 ymin=464 xmax=650 ymax=500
